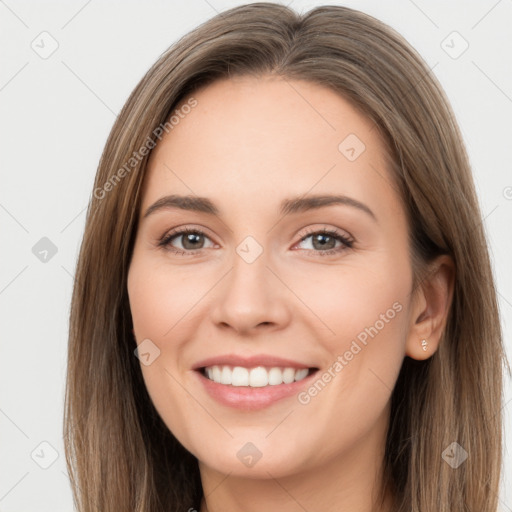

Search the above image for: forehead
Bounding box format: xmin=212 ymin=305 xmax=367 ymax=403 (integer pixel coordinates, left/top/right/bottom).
xmin=140 ymin=76 xmax=402 ymax=221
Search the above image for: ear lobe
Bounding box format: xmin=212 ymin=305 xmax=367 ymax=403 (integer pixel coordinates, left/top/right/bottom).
xmin=405 ymin=255 xmax=455 ymax=360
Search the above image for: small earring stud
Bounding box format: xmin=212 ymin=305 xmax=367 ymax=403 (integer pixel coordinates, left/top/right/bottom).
xmin=421 ymin=339 xmax=428 ymax=351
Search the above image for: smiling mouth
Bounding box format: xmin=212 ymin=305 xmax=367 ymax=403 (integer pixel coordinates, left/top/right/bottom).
xmin=199 ymin=365 xmax=318 ymax=387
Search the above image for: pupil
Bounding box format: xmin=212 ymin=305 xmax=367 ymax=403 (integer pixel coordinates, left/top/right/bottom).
xmin=183 ymin=233 xmax=202 ymax=249
xmin=314 ymin=234 xmax=334 ymax=250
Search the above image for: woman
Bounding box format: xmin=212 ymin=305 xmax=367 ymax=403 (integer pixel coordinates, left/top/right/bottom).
xmin=64 ymin=3 xmax=509 ymax=511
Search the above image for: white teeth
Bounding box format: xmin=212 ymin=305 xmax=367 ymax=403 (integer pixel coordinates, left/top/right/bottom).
xmin=294 ymin=368 xmax=309 ymax=381
xmin=212 ymin=366 xmax=222 ymax=383
xmin=282 ymin=367 xmax=295 ymax=384
xmin=203 ymin=365 xmax=311 ymax=387
xmin=231 ymin=366 xmax=249 ymax=386
xmin=249 ymin=367 xmax=268 ymax=387
xmin=221 ymin=366 xmax=232 ymax=385
xmin=268 ymin=367 xmax=283 ymax=385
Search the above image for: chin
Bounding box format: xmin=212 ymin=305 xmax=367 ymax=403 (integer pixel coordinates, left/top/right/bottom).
xmin=194 ymin=437 xmax=312 ymax=479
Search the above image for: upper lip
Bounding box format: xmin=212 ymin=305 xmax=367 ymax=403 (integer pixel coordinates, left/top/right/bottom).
xmin=192 ymin=354 xmax=317 ymax=371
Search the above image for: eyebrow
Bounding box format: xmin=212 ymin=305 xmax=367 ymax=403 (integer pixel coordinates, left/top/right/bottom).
xmin=143 ymin=193 xmax=377 ymax=222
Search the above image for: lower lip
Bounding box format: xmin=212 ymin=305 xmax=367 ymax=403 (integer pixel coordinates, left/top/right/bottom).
xmin=194 ymin=369 xmax=318 ymax=411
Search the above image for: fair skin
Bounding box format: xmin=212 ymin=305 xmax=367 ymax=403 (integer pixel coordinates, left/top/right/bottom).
xmin=127 ymin=75 xmax=454 ymax=512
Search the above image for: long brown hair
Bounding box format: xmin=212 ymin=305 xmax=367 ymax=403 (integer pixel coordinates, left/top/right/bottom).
xmin=64 ymin=3 xmax=509 ymax=511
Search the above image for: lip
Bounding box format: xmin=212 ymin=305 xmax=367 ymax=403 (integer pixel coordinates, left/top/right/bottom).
xmin=192 ymin=353 xmax=314 ymax=371
xmin=192 ymin=363 xmax=319 ymax=411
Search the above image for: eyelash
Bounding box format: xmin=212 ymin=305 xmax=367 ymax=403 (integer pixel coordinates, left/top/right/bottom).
xmin=157 ymin=226 xmax=354 ymax=257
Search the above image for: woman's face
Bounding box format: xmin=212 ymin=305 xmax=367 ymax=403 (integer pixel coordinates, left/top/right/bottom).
xmin=127 ymin=76 xmax=417 ymax=479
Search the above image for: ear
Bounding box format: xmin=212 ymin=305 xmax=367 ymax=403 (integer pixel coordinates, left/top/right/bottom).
xmin=405 ymin=254 xmax=455 ymax=360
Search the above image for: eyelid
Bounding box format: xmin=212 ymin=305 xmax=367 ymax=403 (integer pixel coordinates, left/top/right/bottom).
xmin=296 ymin=225 xmax=354 ymax=243
xmin=157 ymin=224 xmax=217 ymax=248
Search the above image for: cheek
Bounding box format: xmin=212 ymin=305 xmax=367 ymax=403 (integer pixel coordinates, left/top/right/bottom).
xmin=128 ymin=257 xmax=203 ymax=339
xmin=292 ymin=259 xmax=410 ymax=346
xmin=290 ymin=266 xmax=409 ymax=452
xmin=292 ymin=257 xmax=410 ymax=407
xmin=128 ymin=257 xmax=202 ymax=449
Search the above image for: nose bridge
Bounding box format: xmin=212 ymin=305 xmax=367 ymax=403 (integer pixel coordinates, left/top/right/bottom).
xmin=231 ymin=236 xmax=268 ymax=294
xmin=210 ymin=233 xmax=290 ymax=333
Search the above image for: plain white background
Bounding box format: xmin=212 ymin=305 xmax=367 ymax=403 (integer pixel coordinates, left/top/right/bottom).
xmin=1 ymin=0 xmax=511 ymax=510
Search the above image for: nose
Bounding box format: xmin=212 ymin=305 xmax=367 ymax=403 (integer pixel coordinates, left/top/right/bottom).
xmin=209 ymin=248 xmax=291 ymax=336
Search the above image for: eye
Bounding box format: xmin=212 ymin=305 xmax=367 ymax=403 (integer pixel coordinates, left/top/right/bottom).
xmin=157 ymin=225 xmax=354 ymax=257
xmin=158 ymin=227 xmax=215 ymax=255
xmin=294 ymin=227 xmax=354 ymax=256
